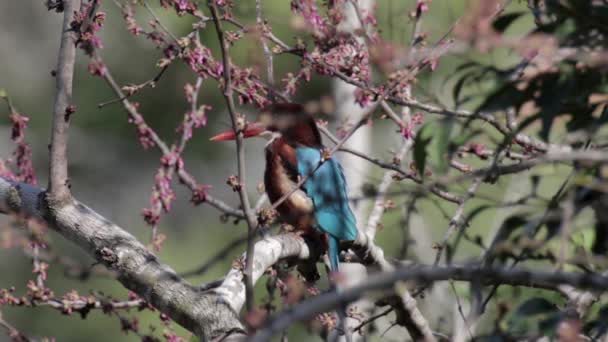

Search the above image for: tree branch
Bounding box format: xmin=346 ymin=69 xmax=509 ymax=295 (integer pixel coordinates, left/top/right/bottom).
xmin=0 ymin=177 xmax=244 ymax=341
xmin=48 ymin=0 xmax=80 ymax=203
xmin=251 ymin=264 xmax=608 ymax=341
xmin=214 ymin=234 xmax=311 ymax=313
xmin=95 ymin=55 xmax=245 ymax=219
xmin=207 ymin=1 xmax=258 ymax=312
xmin=0 ymin=309 xmax=30 ymax=342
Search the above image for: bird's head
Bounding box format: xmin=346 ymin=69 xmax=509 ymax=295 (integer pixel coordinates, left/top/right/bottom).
xmin=210 ymin=103 xmax=322 ymax=147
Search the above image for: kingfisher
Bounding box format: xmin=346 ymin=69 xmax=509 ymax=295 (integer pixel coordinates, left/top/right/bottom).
xmin=210 ymin=103 xmax=358 ymax=273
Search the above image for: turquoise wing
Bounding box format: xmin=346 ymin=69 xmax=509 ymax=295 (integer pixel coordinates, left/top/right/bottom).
xmin=296 ymin=147 xmax=358 ymax=241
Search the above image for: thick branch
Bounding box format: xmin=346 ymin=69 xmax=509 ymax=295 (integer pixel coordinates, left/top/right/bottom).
xmin=0 ymin=177 xmax=243 ymax=341
xmin=214 ymin=234 xmax=311 ymax=312
xmin=48 ymin=0 xmax=80 ymax=203
xmin=251 ymin=264 xmax=608 ymax=341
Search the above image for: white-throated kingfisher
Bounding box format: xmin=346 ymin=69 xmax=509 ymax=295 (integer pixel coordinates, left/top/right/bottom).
xmin=210 ymin=103 xmax=358 ymax=272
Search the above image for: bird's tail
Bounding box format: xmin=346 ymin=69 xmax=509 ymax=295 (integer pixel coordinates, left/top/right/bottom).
xmin=328 ymin=235 xmax=340 ymax=272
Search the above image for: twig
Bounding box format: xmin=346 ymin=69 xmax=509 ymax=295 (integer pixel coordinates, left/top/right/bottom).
xmin=558 ymin=271 xmax=607 ymax=318
xmin=450 ymin=281 xmax=473 ymax=341
xmin=410 ymin=0 xmax=424 ymax=47
xmin=0 ymin=311 xmax=30 ymax=342
xmin=353 ymin=307 xmax=393 ymax=332
xmin=95 ymin=55 xmax=244 ymax=219
xmin=255 ymin=0 xmax=274 ymax=88
xmin=179 ymin=234 xmax=249 ymax=278
xmin=97 ymin=65 xmax=169 ymax=108
xmin=351 ymin=148 xmax=608 ymax=208
xmin=48 ymin=0 xmax=80 ymax=203
xmin=558 ymin=190 xmax=575 ymax=270
xmin=142 ymin=1 xmax=179 ymax=42
xmin=178 ymin=74 xmax=204 ymax=153
xmin=319 ymin=121 xmax=462 ymax=205
xmin=365 ymin=140 xmax=412 ymax=238
xmin=207 ymin=0 xmax=258 ymax=312
xmin=432 ymin=177 xmax=484 ymax=266
xmin=477 ymin=166 xmax=578 ymax=313
xmin=261 ymin=29 xmax=570 ymax=154
xmin=3 ymin=296 xmax=146 ymax=314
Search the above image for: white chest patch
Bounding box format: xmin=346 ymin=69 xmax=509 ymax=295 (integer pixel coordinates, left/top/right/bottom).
xmin=275 ymin=161 xmax=314 ymax=214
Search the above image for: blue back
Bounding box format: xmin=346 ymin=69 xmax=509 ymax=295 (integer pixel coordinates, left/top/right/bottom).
xmin=296 ymin=147 xmax=358 ymax=241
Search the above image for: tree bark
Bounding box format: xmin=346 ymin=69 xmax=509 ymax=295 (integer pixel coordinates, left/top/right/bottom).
xmin=48 ymin=0 xmax=79 ymax=204
xmin=0 ymin=177 xmax=244 ymax=341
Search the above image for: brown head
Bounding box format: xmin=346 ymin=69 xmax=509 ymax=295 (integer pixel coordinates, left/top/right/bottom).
xmin=210 ymin=103 xmax=322 ymax=148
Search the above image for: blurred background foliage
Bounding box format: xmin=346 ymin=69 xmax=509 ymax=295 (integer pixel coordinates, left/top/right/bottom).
xmin=1 ymin=0 xmax=607 ymax=341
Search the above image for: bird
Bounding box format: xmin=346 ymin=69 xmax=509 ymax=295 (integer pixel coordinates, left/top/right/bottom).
xmin=210 ymin=103 xmax=358 ymax=273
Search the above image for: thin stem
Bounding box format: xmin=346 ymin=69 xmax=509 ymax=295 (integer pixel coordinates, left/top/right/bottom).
xmin=0 ymin=311 xmax=30 ymax=342
xmin=255 ymin=0 xmax=274 ymax=88
xmin=207 ymin=1 xmax=258 ymax=312
xmin=96 ymin=54 xmax=244 ymax=218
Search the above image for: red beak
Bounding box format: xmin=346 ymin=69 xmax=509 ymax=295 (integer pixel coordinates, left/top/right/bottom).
xmin=210 ymin=123 xmax=266 ymax=141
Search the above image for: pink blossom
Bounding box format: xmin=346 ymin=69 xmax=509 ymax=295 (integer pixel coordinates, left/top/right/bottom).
xmin=354 ymin=88 xmax=374 ymax=107
xmin=14 ymin=144 xmax=36 ymax=185
xmin=291 ymin=0 xmax=326 ymax=32
xmin=401 ymin=122 xmax=414 ymax=140
xmin=467 ymin=143 xmax=488 ymax=159
xmin=185 ymin=46 xmax=223 ymax=79
xmin=88 ymin=59 xmax=107 ymax=77
xmin=155 ymin=169 xmax=175 ymax=212
xmin=128 ymin=115 xmax=156 ymax=149
xmin=175 ymin=0 xmax=189 ymax=11
xmin=0 ymin=159 xmax=15 ymax=181
xmin=191 ymin=184 xmax=212 ymax=205
xmin=412 ymin=112 xmax=424 ymax=125
xmin=9 ymin=112 xmax=29 ymax=142
xmin=417 ymin=0 xmax=431 ymax=14
xmin=142 ymin=208 xmax=160 ymax=226
xmin=122 ymin=5 xmax=143 ymax=35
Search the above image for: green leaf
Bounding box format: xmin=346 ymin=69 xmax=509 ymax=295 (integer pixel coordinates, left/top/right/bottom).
xmin=509 ymin=298 xmax=560 ymax=337
xmin=451 ymin=128 xmax=481 ymax=147
xmin=452 ymin=72 xmax=472 ymax=105
xmin=413 ymin=124 xmax=433 ymax=180
xmin=0 ymin=88 xmax=7 ymax=99
xmin=485 ymin=215 xmax=528 ymax=265
xmin=434 ymin=119 xmax=453 ymax=174
xmin=538 ymin=314 xmax=562 ymax=335
xmin=515 ymin=297 xmax=557 ymax=317
xmin=467 ymin=205 xmax=492 ymax=224
xmin=492 ymin=12 xmax=526 ymax=33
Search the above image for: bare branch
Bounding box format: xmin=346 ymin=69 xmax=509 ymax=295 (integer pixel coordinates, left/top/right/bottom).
xmin=365 ymin=140 xmax=412 ymax=238
xmin=251 ymin=264 xmax=608 ymax=341
xmin=0 ymin=310 xmax=30 ymax=342
xmin=95 ymin=55 xmax=244 ymax=219
xmin=214 ymin=234 xmax=311 ymax=313
xmin=432 ymin=177 xmax=483 ymax=266
xmin=255 ymin=0 xmax=274 ymax=88
xmin=48 ymin=0 xmax=80 ymax=203
xmin=207 ymin=0 xmax=258 ymax=312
